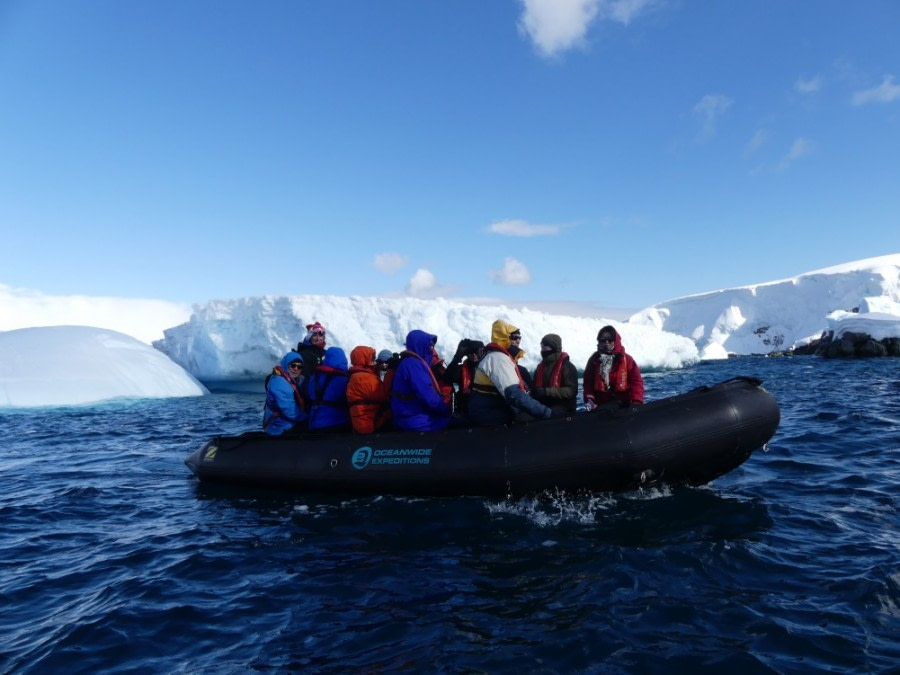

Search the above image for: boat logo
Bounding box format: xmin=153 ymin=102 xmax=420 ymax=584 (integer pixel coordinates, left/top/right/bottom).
xmin=203 ymin=444 xmax=218 ymax=462
xmin=352 ymin=446 xmax=433 ymax=470
xmin=352 ymin=446 xmax=373 ymax=469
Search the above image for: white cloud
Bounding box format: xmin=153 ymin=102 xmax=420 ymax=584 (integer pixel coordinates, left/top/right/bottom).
xmin=777 ymin=137 xmax=816 ymax=171
xmin=851 ymin=74 xmax=900 ymax=106
xmin=486 ymin=219 xmax=561 ymax=237
xmin=693 ymin=94 xmax=733 ymax=142
xmin=406 ymin=268 xmax=438 ymax=296
xmin=374 ymin=252 xmax=409 ymax=275
xmin=794 ymin=75 xmax=822 ymax=94
xmin=490 ymin=257 xmax=532 ymax=285
xmin=602 ymin=0 xmax=656 ymax=24
xmin=518 ymin=0 xmax=655 ymax=58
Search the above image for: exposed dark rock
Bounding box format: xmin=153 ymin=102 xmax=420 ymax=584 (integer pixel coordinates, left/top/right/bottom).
xmin=782 ymin=329 xmax=899 ymax=358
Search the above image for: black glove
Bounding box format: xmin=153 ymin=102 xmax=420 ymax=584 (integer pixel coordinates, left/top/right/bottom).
xmin=531 ymin=387 xmax=545 ymax=399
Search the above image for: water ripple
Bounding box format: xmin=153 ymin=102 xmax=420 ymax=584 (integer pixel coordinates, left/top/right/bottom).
xmin=1 ymin=357 xmax=898 ymax=672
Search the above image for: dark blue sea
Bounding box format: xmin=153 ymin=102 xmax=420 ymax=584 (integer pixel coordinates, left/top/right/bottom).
xmin=1 ymin=356 xmax=898 ymax=673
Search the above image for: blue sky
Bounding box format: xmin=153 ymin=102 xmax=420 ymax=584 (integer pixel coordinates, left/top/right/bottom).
xmin=1 ymin=0 xmax=898 ymax=312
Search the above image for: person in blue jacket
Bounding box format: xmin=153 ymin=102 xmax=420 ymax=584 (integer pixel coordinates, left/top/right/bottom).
xmin=262 ymin=351 xmax=307 ymax=435
xmin=390 ymin=330 xmax=453 ymax=431
xmin=303 ymin=346 xmax=351 ymax=432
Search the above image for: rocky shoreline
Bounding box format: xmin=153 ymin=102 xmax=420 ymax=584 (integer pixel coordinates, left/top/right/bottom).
xmin=786 ymin=331 xmax=900 ymax=358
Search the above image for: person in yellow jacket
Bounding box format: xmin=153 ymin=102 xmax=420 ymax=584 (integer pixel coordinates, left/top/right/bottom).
xmin=468 ymin=319 xmax=551 ymax=426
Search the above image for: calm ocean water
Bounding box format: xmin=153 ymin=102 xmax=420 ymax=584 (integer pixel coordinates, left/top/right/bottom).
xmin=1 ymin=356 xmax=898 ymax=673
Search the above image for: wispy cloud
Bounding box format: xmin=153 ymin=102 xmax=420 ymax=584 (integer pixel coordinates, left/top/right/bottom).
xmin=745 ymin=129 xmax=771 ymax=155
xmin=490 ymin=257 xmax=532 ymax=285
xmin=693 ymin=93 xmax=733 ymax=142
xmin=518 ymin=0 xmax=657 ymax=58
xmin=851 ymin=74 xmax=900 ymax=106
xmin=486 ymin=219 xmax=561 ymax=237
xmin=794 ymin=75 xmax=823 ymax=94
xmin=777 ymin=137 xmax=816 ymax=171
xmin=374 ymin=252 xmax=409 ymax=275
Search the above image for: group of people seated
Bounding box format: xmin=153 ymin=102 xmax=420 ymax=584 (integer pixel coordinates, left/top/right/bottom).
xmin=262 ymin=319 xmax=644 ymax=436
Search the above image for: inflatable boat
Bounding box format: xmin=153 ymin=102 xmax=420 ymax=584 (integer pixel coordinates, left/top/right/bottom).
xmin=184 ymin=376 xmax=779 ymax=498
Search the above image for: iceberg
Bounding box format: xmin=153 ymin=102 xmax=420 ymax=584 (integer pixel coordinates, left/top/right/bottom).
xmin=153 ymin=295 xmax=699 ymax=382
xmin=3 ymin=254 xmax=898 ymax=408
xmin=0 ymin=326 xmax=208 ymax=408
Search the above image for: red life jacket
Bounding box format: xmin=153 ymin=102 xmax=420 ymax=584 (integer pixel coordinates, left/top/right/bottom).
xmin=591 ymin=354 xmax=629 ymax=393
xmin=262 ymin=366 xmax=305 ymax=429
xmin=534 ymin=352 xmax=570 ymax=388
xmin=429 ymin=355 xmax=454 ymax=407
xmin=459 ymin=361 xmax=474 ymax=395
xmin=473 ymin=343 xmax=527 ymax=393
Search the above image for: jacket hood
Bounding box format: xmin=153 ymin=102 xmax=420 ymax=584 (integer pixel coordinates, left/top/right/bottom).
xmin=490 ymin=319 xmax=518 ymax=350
xmin=350 ymin=345 xmax=376 ymax=368
xmin=405 ymin=330 xmax=437 ymax=361
xmin=597 ymin=325 xmax=624 ymax=353
xmin=321 ymin=346 xmax=348 ymax=370
xmin=541 ymin=333 xmax=562 ymax=354
xmin=279 ymin=351 xmax=304 ymax=371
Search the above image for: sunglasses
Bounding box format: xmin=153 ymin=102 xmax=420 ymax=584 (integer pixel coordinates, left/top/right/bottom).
xmin=312 ymin=331 xmax=325 ymax=337
xmin=509 ymin=333 xmax=521 ymax=340
xmin=289 ymin=362 xmax=303 ymax=369
xmin=599 ymin=337 xmax=615 ymax=344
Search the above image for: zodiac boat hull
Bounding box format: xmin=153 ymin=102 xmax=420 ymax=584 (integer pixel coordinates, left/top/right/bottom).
xmin=184 ymin=377 xmax=779 ymax=498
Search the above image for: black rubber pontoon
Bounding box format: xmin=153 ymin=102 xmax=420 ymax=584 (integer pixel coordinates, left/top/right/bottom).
xmin=185 ymin=377 xmax=779 ymax=498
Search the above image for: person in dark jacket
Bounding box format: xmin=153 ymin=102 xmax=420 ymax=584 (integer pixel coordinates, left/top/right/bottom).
xmin=583 ymin=325 xmax=644 ymax=410
xmin=468 ymin=319 xmax=551 ymax=426
xmin=530 ymin=333 xmax=578 ymax=417
xmin=296 ymin=321 xmax=327 ymax=375
xmin=303 ymin=346 xmax=351 ymax=432
xmin=262 ymin=351 xmax=307 ymax=435
xmin=442 ymin=338 xmax=484 ymax=418
xmin=390 ymin=330 xmax=452 ymax=431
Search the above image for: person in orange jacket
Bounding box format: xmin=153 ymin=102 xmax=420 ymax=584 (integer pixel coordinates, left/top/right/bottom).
xmin=347 ymin=345 xmax=391 ymax=434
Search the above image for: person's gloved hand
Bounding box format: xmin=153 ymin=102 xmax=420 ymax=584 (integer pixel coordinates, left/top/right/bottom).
xmin=584 ymin=399 xmax=597 ymax=411
xmin=531 ymin=387 xmax=545 ymax=399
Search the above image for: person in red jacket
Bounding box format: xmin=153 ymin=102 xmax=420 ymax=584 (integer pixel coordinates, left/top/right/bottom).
xmin=583 ymin=325 xmax=644 ymax=410
xmin=347 ymin=346 xmax=391 ymax=434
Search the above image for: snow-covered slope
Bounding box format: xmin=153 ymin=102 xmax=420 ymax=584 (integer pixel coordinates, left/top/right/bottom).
xmin=628 ymin=254 xmax=900 ymax=359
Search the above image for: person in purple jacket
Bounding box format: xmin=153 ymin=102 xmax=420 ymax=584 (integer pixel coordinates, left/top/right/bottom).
xmin=389 ymin=330 xmax=452 ymax=431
